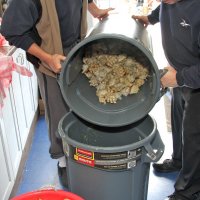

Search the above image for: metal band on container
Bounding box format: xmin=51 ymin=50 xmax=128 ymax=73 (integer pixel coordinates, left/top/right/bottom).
xmin=66 ymin=145 xmax=142 ymax=171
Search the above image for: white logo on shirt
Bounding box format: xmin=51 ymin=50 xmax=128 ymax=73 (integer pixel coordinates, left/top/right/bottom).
xmin=180 ymin=19 xmax=190 ymax=28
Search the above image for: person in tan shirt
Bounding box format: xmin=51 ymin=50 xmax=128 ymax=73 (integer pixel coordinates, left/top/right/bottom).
xmin=1 ymin=0 xmax=113 ymax=187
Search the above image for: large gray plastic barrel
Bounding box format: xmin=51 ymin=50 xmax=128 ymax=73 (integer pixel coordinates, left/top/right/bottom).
xmin=59 ymin=112 xmax=164 ymax=200
xmin=59 ymin=14 xmax=162 ymax=127
xmin=58 ymin=14 xmax=165 ymax=200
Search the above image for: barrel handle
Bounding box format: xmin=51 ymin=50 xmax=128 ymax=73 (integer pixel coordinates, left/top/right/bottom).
xmin=142 ymin=134 xmax=165 ymax=163
xmin=56 ymin=60 xmax=66 ymax=86
xmin=158 ymin=69 xmax=169 ymax=101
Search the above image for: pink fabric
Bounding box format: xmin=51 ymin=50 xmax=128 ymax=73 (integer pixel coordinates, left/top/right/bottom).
xmin=0 ymin=55 xmax=32 ymax=109
xmin=0 ymin=34 xmax=7 ymax=46
xmin=0 ymin=17 xmax=8 ymax=46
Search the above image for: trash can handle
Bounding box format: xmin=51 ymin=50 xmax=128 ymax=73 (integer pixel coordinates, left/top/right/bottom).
xmin=56 ymin=60 xmax=66 ymax=86
xmin=142 ymin=134 xmax=164 ymax=163
xmin=158 ymin=69 xmax=169 ymax=101
xmin=142 ymin=144 xmax=163 ymax=163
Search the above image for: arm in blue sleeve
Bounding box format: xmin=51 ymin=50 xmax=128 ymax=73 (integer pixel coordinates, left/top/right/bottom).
xmin=176 ymin=63 xmax=200 ymax=88
xmin=148 ymin=5 xmax=160 ymax=25
xmin=1 ymin=0 xmax=40 ymax=51
xmin=176 ymin=32 xmax=200 ymax=88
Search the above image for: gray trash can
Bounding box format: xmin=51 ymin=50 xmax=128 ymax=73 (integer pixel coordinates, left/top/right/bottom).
xmin=58 ymin=15 xmax=165 ymax=200
xmin=59 ymin=15 xmax=162 ymax=127
xmin=59 ymin=112 xmax=164 ymax=200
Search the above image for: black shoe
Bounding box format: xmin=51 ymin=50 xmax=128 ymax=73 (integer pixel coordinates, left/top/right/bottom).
xmin=192 ymin=191 xmax=200 ymax=200
xmin=57 ymin=163 xmax=68 ymax=188
xmin=153 ymin=159 xmax=182 ymax=173
xmin=166 ymin=194 xmax=189 ymax=200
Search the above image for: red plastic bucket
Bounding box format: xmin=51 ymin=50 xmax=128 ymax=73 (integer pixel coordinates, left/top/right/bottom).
xmin=11 ymin=189 xmax=84 ymax=200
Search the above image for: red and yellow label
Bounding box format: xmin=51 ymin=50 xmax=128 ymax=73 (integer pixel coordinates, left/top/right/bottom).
xmin=74 ymin=154 xmax=95 ymax=167
xmin=74 ymin=148 xmax=95 ymax=167
xmin=76 ymin=148 xmax=94 ymax=159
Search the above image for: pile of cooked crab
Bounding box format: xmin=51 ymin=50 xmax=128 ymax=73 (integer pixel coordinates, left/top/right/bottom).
xmin=82 ymin=54 xmax=149 ymax=104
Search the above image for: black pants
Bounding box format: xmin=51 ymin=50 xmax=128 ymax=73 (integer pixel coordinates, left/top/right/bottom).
xmin=36 ymin=70 xmax=69 ymax=159
xmin=171 ymin=87 xmax=200 ymax=197
xmin=34 ymin=45 xmax=78 ymax=159
xmin=171 ymin=87 xmax=184 ymax=163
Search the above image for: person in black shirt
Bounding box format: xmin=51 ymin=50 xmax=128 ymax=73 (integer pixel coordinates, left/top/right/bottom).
xmin=132 ymin=0 xmax=200 ymax=199
xmin=1 ymin=0 xmax=113 ymax=187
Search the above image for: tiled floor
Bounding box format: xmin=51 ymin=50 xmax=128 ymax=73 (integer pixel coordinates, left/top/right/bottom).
xmin=14 ymin=96 xmax=179 ymax=200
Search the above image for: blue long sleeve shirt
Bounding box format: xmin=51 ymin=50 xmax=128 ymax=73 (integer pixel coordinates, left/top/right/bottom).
xmin=148 ymin=0 xmax=200 ymax=88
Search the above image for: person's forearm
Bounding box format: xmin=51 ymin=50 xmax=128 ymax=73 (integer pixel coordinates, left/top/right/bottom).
xmin=27 ymin=43 xmax=66 ymax=73
xmin=27 ymin=43 xmax=51 ymax=66
xmin=88 ymin=1 xmax=99 ymax=18
xmin=88 ymin=1 xmax=114 ymax=20
xmin=148 ymin=5 xmax=160 ymax=25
